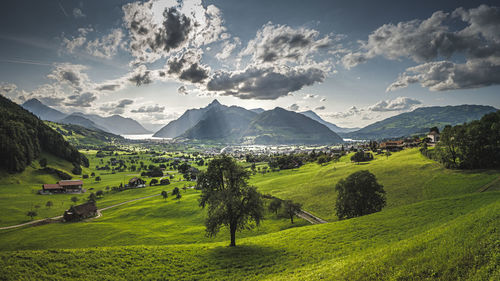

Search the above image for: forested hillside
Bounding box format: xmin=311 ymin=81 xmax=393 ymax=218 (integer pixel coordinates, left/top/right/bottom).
xmin=0 ymin=95 xmax=88 ymax=172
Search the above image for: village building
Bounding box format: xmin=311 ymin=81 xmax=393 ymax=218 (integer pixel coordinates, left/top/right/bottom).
xmin=128 ymin=177 xmax=146 ymax=188
xmin=63 ymin=201 xmax=97 ymax=222
xmin=379 ymin=140 xmax=404 ymax=151
xmin=427 ymin=131 xmax=440 ymax=143
xmin=41 ymin=180 xmax=84 ymax=194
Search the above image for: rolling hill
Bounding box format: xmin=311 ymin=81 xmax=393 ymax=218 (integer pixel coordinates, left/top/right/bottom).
xmin=343 ymin=105 xmax=498 ymax=139
xmin=0 ymin=95 xmax=87 ymax=172
xmin=299 ymin=110 xmax=359 ymax=133
xmin=242 ymin=107 xmax=344 ymax=144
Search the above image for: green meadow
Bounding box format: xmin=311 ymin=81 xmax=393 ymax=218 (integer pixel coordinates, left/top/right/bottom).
xmin=0 ymin=148 xmax=499 ymax=280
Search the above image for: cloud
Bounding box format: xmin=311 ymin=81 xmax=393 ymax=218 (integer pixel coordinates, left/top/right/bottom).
xmin=122 ymin=0 xmax=227 ymax=64
xmin=315 ymin=106 xmax=325 ymax=110
xmin=85 ymin=29 xmax=124 ymax=59
xmin=287 ymin=103 xmax=299 ymax=111
xmin=387 ymin=59 xmax=500 ymax=92
xmin=325 ymin=106 xmax=361 ymax=119
xmin=239 ymin=22 xmax=331 ymax=65
xmin=47 ymin=63 xmax=89 ymax=91
xmin=303 ymin=94 xmax=318 ymax=99
xmin=128 ymin=65 xmax=152 ymax=86
xmin=320 ymin=97 xmax=327 ymax=102
xmin=177 ymin=85 xmax=188 ymax=95
xmin=368 ymin=96 xmax=422 ymax=112
xmin=99 ymin=99 xmax=134 ymax=115
xmin=343 ymin=4 xmax=500 ymax=91
xmin=73 ymin=8 xmax=86 ymax=19
xmin=0 ymin=83 xmax=17 ymax=93
xmin=131 ymin=104 xmax=165 ymax=113
xmin=165 ymin=48 xmax=210 ymax=83
xmin=206 ymin=65 xmax=326 ymax=100
xmin=62 ymin=28 xmax=124 ymax=59
xmin=216 ymin=37 xmax=241 ymax=60
xmin=65 ymin=92 xmax=97 ymax=107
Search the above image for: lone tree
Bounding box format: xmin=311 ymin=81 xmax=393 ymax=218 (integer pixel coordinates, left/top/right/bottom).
xmin=335 ymin=170 xmax=386 ymax=220
xmin=27 ymin=210 xmax=37 ymax=220
xmin=283 ymin=200 xmax=301 ymax=224
xmin=268 ymin=198 xmax=282 ymax=215
xmin=161 ymin=190 xmax=168 ymax=200
xmin=71 ymin=196 xmax=79 ymax=204
xmin=88 ymin=192 xmax=97 ymax=202
xmin=150 ymin=179 xmax=158 ymax=186
xmin=172 ymin=187 xmax=180 ymax=197
xmin=197 ymin=154 xmax=264 ymax=247
xmin=45 ymin=201 xmax=53 ymax=209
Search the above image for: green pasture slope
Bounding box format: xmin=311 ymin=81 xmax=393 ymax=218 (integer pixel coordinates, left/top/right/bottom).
xmin=0 ymin=148 xmax=499 ymax=280
xmin=250 ymin=148 xmax=500 ymax=221
xmin=0 ymin=150 xmax=202 ymax=227
xmin=0 ymin=192 xmax=498 ymax=280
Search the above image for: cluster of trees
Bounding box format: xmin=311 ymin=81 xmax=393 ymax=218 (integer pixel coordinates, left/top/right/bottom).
xmin=421 ymin=111 xmax=500 ymax=169
xmin=268 ymin=154 xmax=303 ymax=170
xmin=0 ymin=95 xmax=88 ymax=173
xmin=267 ymin=197 xmax=302 ymax=224
xmin=350 ymin=151 xmax=374 ymax=164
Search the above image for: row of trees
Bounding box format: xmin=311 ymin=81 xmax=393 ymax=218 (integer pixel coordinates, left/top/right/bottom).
xmin=422 ymin=110 xmax=500 ymax=169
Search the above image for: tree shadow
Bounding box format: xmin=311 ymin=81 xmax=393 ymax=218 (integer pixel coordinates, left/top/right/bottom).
xmin=206 ymin=243 xmax=288 ymax=271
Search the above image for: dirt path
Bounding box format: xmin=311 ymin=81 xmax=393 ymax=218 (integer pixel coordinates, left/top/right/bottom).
xmin=295 ymin=209 xmax=328 ymax=224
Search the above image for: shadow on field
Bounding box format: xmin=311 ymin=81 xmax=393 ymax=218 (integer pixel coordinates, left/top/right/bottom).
xmin=207 ymin=244 xmax=287 ymax=271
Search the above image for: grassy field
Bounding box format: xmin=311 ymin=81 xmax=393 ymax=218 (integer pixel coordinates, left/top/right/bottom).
xmin=250 ymin=148 xmax=500 ymax=221
xmin=0 ymin=191 xmax=497 ymax=280
xmin=0 ymin=147 xmax=499 ymax=280
xmin=0 ymin=189 xmax=307 ymax=251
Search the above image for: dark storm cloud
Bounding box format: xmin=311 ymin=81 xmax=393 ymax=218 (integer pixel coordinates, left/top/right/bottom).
xmin=179 ymin=63 xmax=209 ymax=83
xmin=157 ymin=8 xmax=192 ymax=52
xmin=207 ymin=66 xmax=326 ymax=100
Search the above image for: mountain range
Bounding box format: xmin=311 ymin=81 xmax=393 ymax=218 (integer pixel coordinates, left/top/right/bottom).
xmin=299 ymin=110 xmax=359 ymax=133
xmin=154 ymin=100 xmax=344 ymax=144
xmin=21 ymin=99 xmax=151 ymax=135
xmin=342 ymin=105 xmax=498 ymax=140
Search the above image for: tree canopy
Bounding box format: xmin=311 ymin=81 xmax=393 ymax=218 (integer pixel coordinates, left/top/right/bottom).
xmin=335 ymin=170 xmax=386 ymax=220
xmin=197 ymin=154 xmax=264 ymax=247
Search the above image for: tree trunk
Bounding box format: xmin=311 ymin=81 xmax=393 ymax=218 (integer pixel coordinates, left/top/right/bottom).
xmin=229 ymin=223 xmax=236 ymax=247
xmin=290 ymin=214 xmax=294 ymax=224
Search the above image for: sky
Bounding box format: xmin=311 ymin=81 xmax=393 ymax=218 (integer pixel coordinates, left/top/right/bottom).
xmin=0 ymin=0 xmax=499 ymax=129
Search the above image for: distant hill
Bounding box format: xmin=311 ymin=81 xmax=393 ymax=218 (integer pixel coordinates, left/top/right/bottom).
xmin=59 ymin=114 xmax=108 ymax=132
xmin=22 ymin=98 xmax=66 ymax=122
xmin=250 ymin=108 xmax=265 ymax=114
xmin=0 ymin=95 xmax=87 ymax=172
xmin=21 ymin=98 xmax=150 ymax=135
xmin=242 ymin=107 xmax=344 ymax=144
xmin=299 ymin=110 xmax=359 ymax=133
xmin=153 ymin=99 xmax=224 ymax=138
xmin=73 ymin=113 xmax=151 ymax=135
xmin=182 ymin=105 xmax=257 ymax=140
xmin=344 ymin=105 xmax=498 ymax=140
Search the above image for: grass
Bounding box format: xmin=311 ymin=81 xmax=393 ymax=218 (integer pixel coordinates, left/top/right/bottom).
xmin=0 ymin=191 xmax=497 ymax=280
xmin=250 ymin=148 xmax=500 ymax=221
xmin=0 ymin=189 xmax=307 ymax=251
